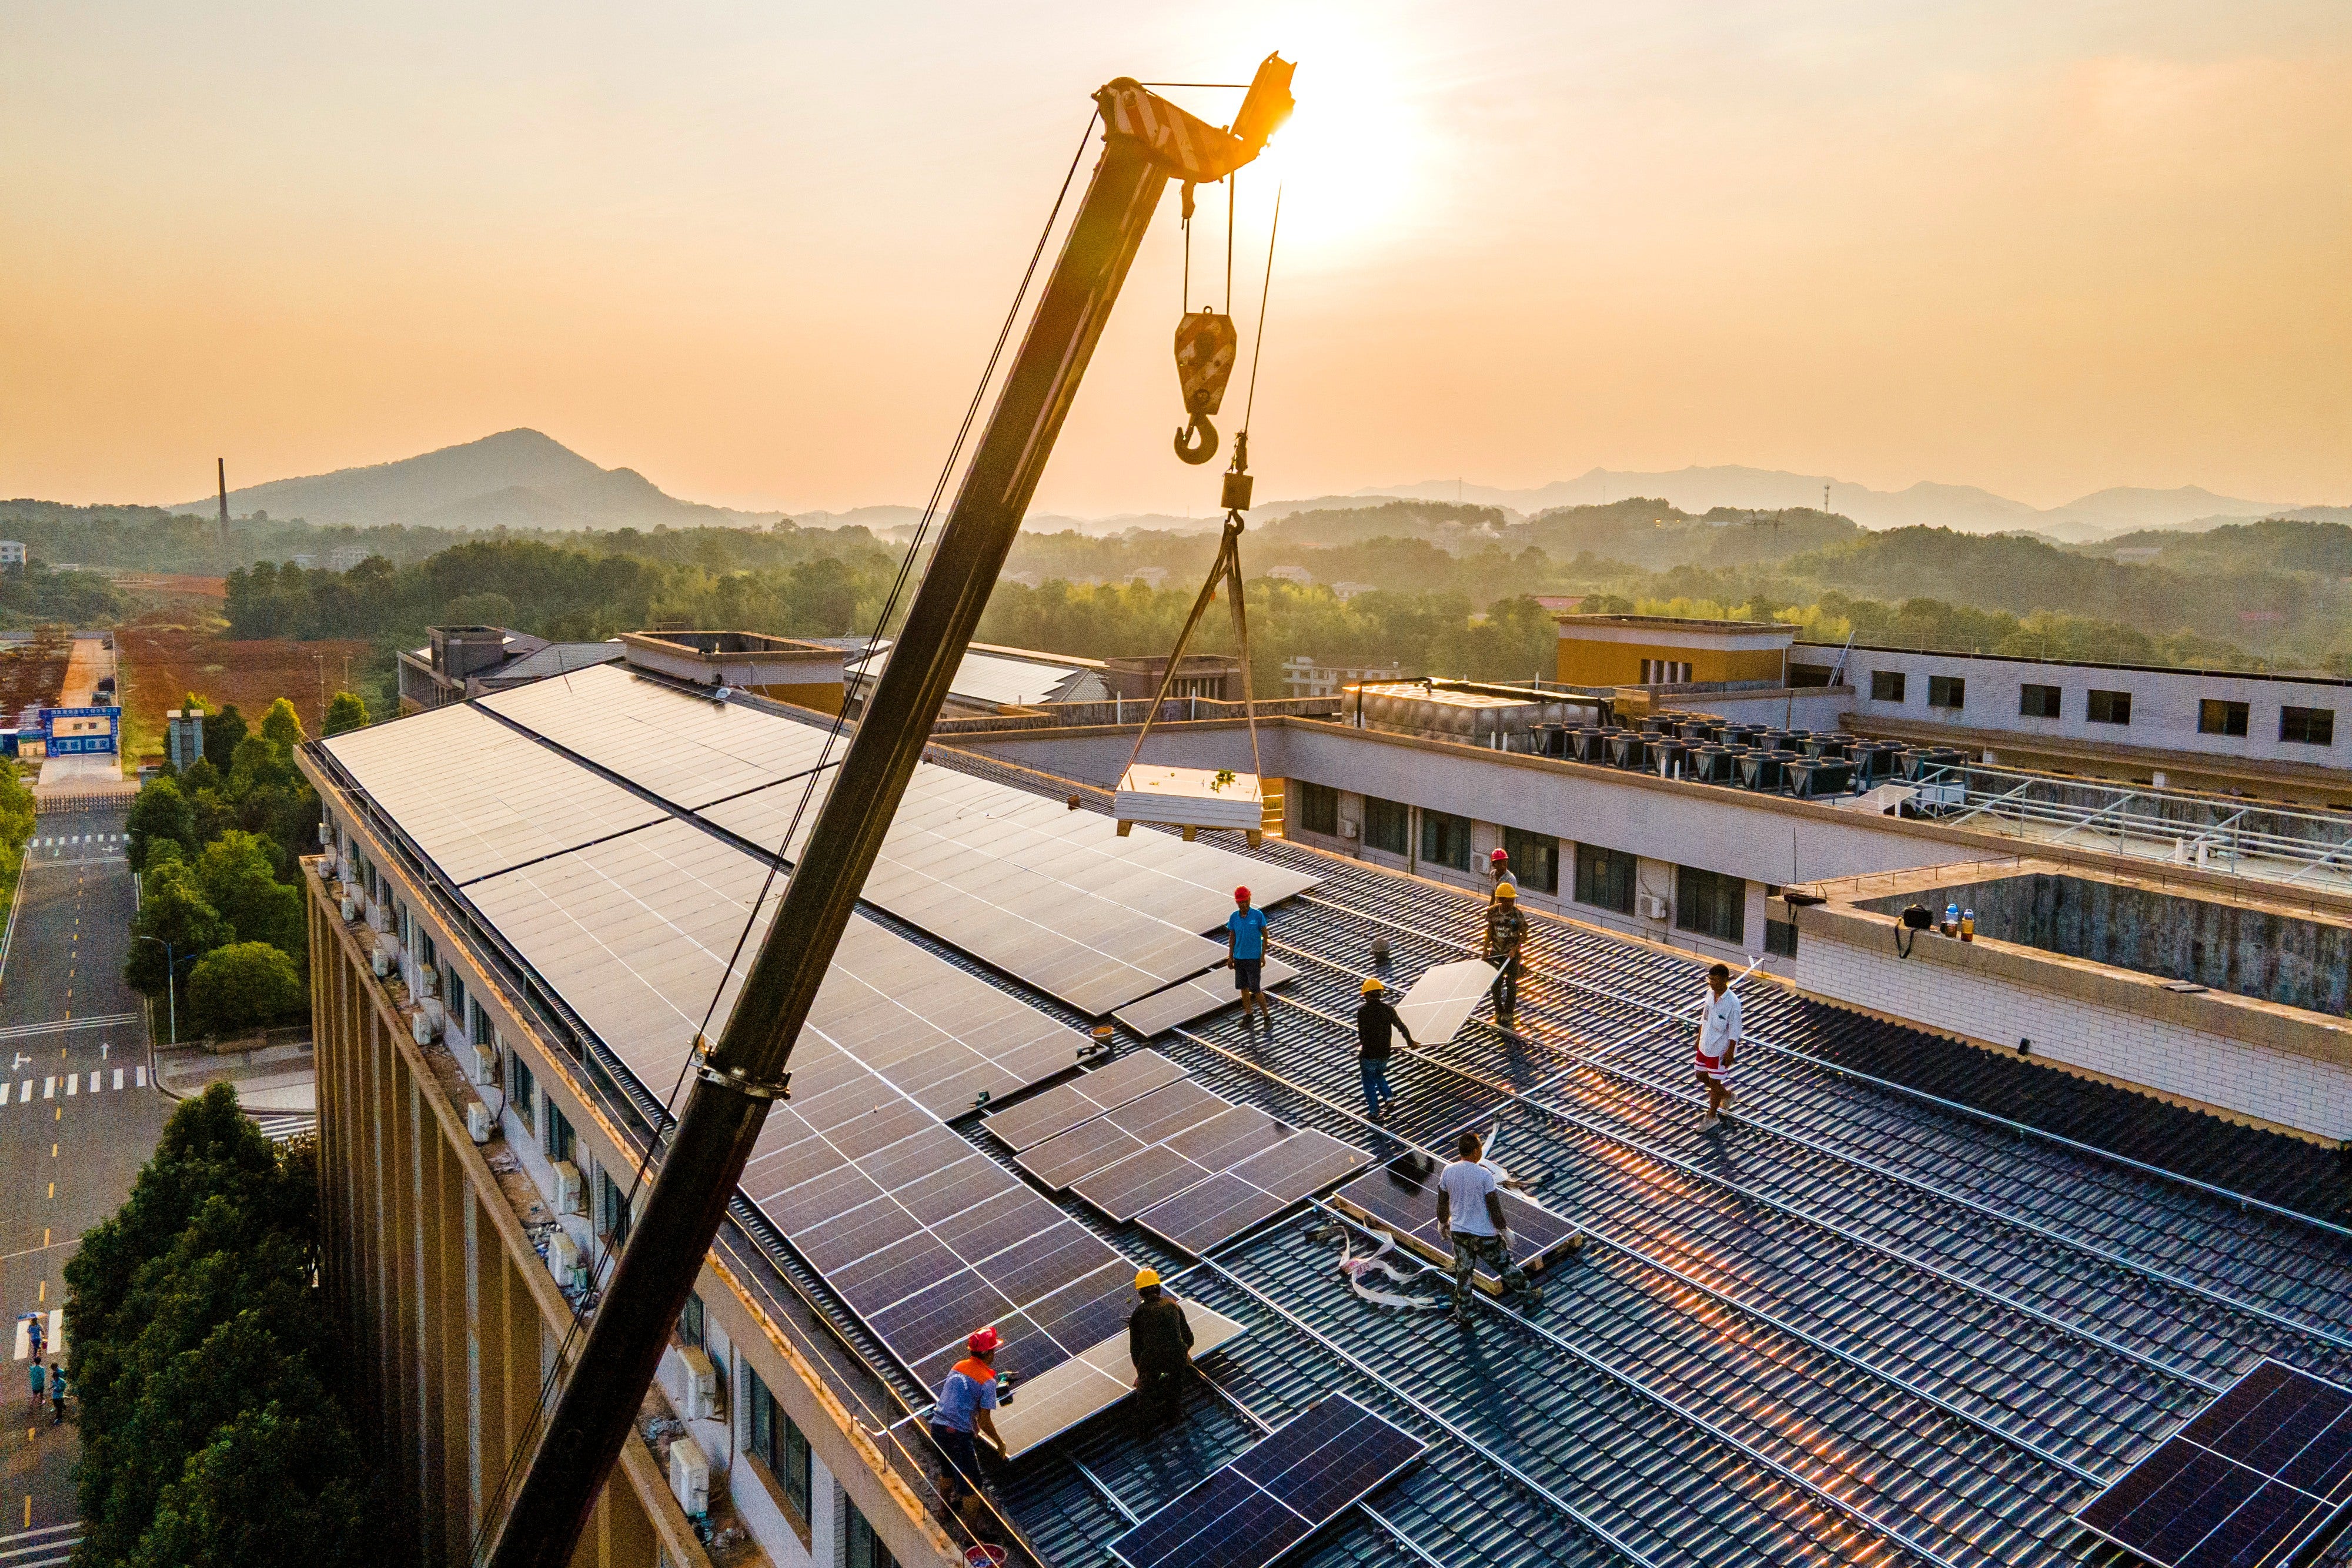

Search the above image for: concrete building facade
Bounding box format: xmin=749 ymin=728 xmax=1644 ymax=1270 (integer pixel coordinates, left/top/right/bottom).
xmin=1553 ymin=614 xmax=1797 ymax=688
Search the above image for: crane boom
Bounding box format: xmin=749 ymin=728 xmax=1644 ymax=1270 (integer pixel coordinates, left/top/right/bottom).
xmin=478 ymin=55 xmax=1292 ymax=1568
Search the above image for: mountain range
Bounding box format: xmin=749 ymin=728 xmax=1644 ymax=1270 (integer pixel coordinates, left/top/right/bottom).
xmin=168 ymin=431 xmax=2327 ymax=543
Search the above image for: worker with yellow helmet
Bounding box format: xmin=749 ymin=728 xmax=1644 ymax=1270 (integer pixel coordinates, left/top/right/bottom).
xmin=1128 ymin=1266 xmax=1195 ymax=1427
xmin=1484 ymin=881 xmax=1528 ymax=1025
xmin=1354 ymin=974 xmax=1416 ymax=1121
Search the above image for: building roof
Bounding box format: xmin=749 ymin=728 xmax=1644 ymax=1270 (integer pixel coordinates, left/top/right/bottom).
xmin=1793 ymin=639 xmax=2352 ymax=688
xmin=308 ymin=660 xmax=2352 ymax=1568
xmin=848 ymin=640 xmax=1111 ymax=708
xmin=1555 ymin=613 xmax=1800 ymax=638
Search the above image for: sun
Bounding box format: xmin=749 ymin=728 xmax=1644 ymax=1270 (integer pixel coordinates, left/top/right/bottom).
xmin=1224 ymin=31 xmax=1431 ymax=269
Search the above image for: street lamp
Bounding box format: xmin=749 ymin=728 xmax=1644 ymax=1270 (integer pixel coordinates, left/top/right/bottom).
xmin=133 ymin=934 xmax=188 ymax=1047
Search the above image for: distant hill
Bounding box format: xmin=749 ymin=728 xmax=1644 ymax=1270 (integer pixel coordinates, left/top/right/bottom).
xmin=1363 ymin=467 xmax=2305 ymax=541
xmin=174 ymin=429 xmax=769 ymax=531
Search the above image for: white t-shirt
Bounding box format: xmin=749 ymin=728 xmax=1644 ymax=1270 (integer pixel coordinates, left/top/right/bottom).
xmin=1436 ymin=1159 xmax=1501 ymax=1237
xmin=1698 ymin=989 xmax=1742 ymax=1067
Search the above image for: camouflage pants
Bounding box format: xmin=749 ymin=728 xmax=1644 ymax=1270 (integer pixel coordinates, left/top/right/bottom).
xmin=1449 ymin=1232 xmax=1530 ymax=1310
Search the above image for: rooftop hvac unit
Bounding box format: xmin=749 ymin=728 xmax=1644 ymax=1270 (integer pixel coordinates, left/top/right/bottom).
xmin=668 ymin=1435 xmax=710 ymax=1517
xmin=1639 ymin=894 xmax=1669 ymax=921
xmin=551 ymin=1160 xmax=584 ymax=1216
xmin=465 ymin=1099 xmax=493 ymax=1144
xmin=544 ymin=1228 xmax=582 ymax=1288
xmin=674 ymin=1345 xmax=719 ymax=1420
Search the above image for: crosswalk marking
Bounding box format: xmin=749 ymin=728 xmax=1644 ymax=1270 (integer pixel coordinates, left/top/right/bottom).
xmin=13 ymin=1084 xmax=24 ymax=1104
xmin=84 ymin=1073 xmax=95 ymax=1095
xmin=0 ymin=1069 xmax=151 ymax=1111
xmin=110 ymin=1069 xmax=121 ymax=1091
xmin=39 ymin=1081 xmax=51 ymax=1101
xmin=61 ymin=1078 xmax=71 ymax=1098
xmin=133 ymin=1065 xmax=144 ymax=1087
xmin=10 ymin=1312 xmax=62 ymax=1362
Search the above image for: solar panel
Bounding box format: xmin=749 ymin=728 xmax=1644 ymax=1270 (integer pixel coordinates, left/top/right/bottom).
xmin=1110 ymin=959 xmax=1301 ymax=1037
xmin=1329 ymin=1152 xmax=1583 ymax=1290
xmin=2076 ymin=1359 xmax=2352 ymax=1568
xmin=1134 ymin=1129 xmax=1371 ymax=1255
xmin=1391 ymin=959 xmax=1500 ymax=1045
xmin=1017 ymin=1080 xmax=1228 ymax=1189
xmin=1109 ymin=1393 xmax=1427 ymax=1568
xmin=981 ymin=1051 xmax=1187 ymax=1151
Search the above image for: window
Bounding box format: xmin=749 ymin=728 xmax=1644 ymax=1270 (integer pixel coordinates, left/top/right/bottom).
xmin=1573 ymin=843 xmax=1637 ymax=915
xmin=2200 ymin=699 xmax=2249 ymax=737
xmin=420 ymin=931 xmax=438 ymax=972
xmin=506 ymin=1052 xmax=536 ymax=1135
xmin=1419 ymin=808 xmax=1472 ymax=871
xmin=1927 ymin=676 xmax=1966 ymax=710
xmin=445 ymin=967 xmax=467 ymax=1023
xmin=747 ymin=1366 xmax=814 ymax=1526
xmin=679 ymin=1291 xmax=705 ymax=1349
xmin=1764 ymin=917 xmax=1798 ymax=958
xmin=2019 ymin=684 xmax=2062 ymax=719
xmin=1501 ymin=827 xmax=1559 ymax=895
xmin=598 ymin=1169 xmax=633 ymax=1248
xmin=1675 ymin=865 xmax=1745 ymax=944
xmin=1869 ymin=671 xmax=1906 ymax=703
xmin=544 ymin=1101 xmax=574 ymax=1166
xmin=2087 ymin=689 xmax=2132 ymax=726
xmin=1639 ymin=658 xmax=1693 ymax=684
xmin=1362 ymin=795 xmax=1409 ymax=856
xmin=470 ymin=999 xmax=493 ymax=1048
xmin=1297 ymin=781 xmax=1338 ymax=836
xmin=845 ymin=1500 xmax=898 ymax=1568
xmin=2281 ymin=706 xmax=2336 ymax=747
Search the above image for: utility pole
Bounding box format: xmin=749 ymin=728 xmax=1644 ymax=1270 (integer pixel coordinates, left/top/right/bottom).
xmin=216 ymin=459 xmax=231 ymax=571
xmin=1822 ymin=482 xmax=1830 ymax=514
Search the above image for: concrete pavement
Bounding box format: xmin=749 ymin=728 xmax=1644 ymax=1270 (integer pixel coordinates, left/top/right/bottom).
xmin=0 ymin=800 xmax=164 ymax=1562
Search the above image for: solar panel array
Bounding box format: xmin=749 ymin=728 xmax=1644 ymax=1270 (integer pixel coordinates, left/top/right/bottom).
xmin=1108 ymin=1393 xmax=1428 ymax=1568
xmin=980 ymin=1049 xmax=1187 ymax=1152
xmin=2076 ymin=1359 xmax=2352 ymax=1568
xmin=1005 ymin=1077 xmax=1369 ymax=1255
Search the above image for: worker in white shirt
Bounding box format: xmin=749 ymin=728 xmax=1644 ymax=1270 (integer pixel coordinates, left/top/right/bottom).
xmin=1696 ymin=962 xmax=1741 ymax=1128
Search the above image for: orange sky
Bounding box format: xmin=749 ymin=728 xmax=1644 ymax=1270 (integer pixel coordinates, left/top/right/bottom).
xmin=5 ymin=2 xmax=2347 ymax=516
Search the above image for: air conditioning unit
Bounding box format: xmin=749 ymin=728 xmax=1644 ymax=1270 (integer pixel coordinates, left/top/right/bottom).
xmin=416 ymin=967 xmax=437 ymax=998
xmin=371 ymin=947 xmax=390 ymax=978
xmin=411 ymin=1010 xmax=435 ymax=1047
xmin=1639 ymin=894 xmax=1669 ymax=921
xmin=465 ymin=1099 xmax=493 ymax=1144
xmin=545 ymin=1228 xmax=582 ymax=1287
xmin=551 ymin=1160 xmax=584 ymax=1215
xmin=340 ymin=894 xmax=359 ymax=923
xmin=675 ymin=1346 xmax=719 ymax=1420
xmin=1340 ymin=820 xmax=1359 ymax=839
xmin=465 ymin=1041 xmax=497 ymax=1085
xmin=668 ymin=1436 xmax=710 ymax=1517
xmin=318 ymin=821 xmax=332 ymax=845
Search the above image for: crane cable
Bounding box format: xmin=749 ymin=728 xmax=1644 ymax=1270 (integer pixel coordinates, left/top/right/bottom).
xmin=1121 ymin=181 xmax=1284 ymax=788
xmin=468 ymin=105 xmax=1104 ymax=1566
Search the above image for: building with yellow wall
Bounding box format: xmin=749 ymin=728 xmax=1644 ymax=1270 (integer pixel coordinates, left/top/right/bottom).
xmin=1553 ymin=614 xmax=1798 ymax=688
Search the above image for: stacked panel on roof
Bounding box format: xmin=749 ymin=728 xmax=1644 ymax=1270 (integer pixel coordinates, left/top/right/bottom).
xmin=1111 ymin=959 xmax=1301 ymax=1037
xmin=980 ymin=1050 xmax=1186 ymax=1152
xmin=1331 ymin=1152 xmax=1583 ymax=1288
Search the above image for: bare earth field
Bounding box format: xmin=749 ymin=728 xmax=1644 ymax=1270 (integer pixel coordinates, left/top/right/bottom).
xmin=118 ymin=621 xmax=373 ymax=758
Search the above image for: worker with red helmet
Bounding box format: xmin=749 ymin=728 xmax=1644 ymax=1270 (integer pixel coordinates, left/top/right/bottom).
xmin=1224 ymin=886 xmax=1272 ymax=1027
xmin=1488 ymin=846 xmax=1517 ymax=901
xmin=931 ymin=1327 xmax=1007 ymax=1528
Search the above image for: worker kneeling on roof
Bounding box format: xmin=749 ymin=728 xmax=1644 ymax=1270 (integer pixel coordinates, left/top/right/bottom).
xmin=931 ymin=1327 xmax=1007 ymax=1530
xmin=1128 ymin=1268 xmax=1195 ymax=1429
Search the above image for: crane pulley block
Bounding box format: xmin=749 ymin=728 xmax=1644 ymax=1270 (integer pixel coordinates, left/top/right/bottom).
xmin=1173 ymin=310 xmax=1238 ymax=463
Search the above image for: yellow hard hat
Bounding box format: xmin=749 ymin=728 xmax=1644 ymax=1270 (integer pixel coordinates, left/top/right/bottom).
xmin=1361 ymin=975 xmax=1384 ymax=994
xmin=1135 ymin=1268 xmax=1161 ymax=1290
xmin=1496 ymin=882 xmax=1518 ymax=899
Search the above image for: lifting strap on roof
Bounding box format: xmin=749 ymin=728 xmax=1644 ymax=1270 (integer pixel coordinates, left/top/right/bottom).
xmin=1119 ymin=507 xmax=1263 ymax=783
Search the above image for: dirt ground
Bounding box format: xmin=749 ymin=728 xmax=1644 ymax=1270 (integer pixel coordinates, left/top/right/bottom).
xmin=0 ymin=628 xmax=70 ymax=718
xmin=117 ymin=621 xmax=374 ymax=759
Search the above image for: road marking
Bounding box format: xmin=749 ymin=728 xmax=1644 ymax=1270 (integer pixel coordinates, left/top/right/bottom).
xmin=133 ymin=1066 xmax=144 ymax=1087
xmin=0 ymin=1015 xmax=135 ymax=1044
xmin=83 ymin=1074 xmax=94 ymax=1095
xmin=38 ymin=1081 xmax=50 ymax=1101
xmin=16 ymin=1084 xmax=26 ymax=1103
xmin=44 ymin=1185 xmax=51 ymax=1201
xmin=109 ymin=1069 xmax=119 ymax=1091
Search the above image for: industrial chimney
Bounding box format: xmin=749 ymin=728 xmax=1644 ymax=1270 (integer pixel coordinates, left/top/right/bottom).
xmin=217 ymin=457 xmax=230 ymax=569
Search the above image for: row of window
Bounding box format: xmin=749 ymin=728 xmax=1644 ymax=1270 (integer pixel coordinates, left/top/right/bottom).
xmin=1867 ymin=671 xmax=2336 ymax=744
xmin=1299 ymin=785 xmax=1749 ymax=944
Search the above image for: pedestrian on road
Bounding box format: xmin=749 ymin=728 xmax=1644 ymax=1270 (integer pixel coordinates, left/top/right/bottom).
xmin=1697 ymin=962 xmax=1741 ymax=1128
xmin=1127 ymin=1269 xmax=1195 ymax=1427
xmin=49 ymin=1366 xmax=65 ymax=1426
xmin=1435 ymin=1131 xmax=1542 ymax=1323
xmin=27 ymin=1357 xmax=44 ymax=1415
xmin=1488 ymin=847 xmax=1516 ymax=901
xmin=1224 ymin=887 xmax=1272 ymax=1027
xmin=1354 ymin=978 xmax=1414 ymax=1121
xmin=26 ymin=1313 xmax=43 ymax=1362
xmin=1484 ymin=885 xmax=1527 ymax=1024
xmin=929 ymin=1328 xmax=1007 ymax=1531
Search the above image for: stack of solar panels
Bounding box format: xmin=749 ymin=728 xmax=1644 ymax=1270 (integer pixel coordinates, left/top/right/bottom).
xmin=990 ymin=1055 xmax=1369 ymax=1255
xmin=1108 ymin=1393 xmax=1427 ymax=1568
xmin=1331 ymin=1152 xmax=1585 ymax=1290
xmin=2075 ymin=1359 xmax=2352 ymax=1568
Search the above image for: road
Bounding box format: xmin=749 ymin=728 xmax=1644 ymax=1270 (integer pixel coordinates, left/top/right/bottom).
xmin=0 ymin=800 xmax=163 ymax=1564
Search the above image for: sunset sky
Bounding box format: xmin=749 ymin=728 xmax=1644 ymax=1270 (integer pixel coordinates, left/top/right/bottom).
xmin=6 ymin=1 xmax=2347 ymax=517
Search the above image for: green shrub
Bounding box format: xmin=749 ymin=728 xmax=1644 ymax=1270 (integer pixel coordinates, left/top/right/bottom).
xmin=185 ymin=943 xmax=302 ymax=1037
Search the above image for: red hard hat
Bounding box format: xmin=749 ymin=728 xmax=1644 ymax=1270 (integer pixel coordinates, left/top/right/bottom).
xmin=1491 ymin=848 xmax=1510 ymax=862
xmin=1234 ymin=886 xmax=1251 ymax=902
xmin=967 ymin=1326 xmax=1002 ymax=1355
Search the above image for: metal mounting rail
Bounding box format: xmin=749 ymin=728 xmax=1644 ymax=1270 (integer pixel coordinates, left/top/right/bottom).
xmin=1296 ymin=1205 xmax=1986 ymax=1568
xmin=1245 ymin=967 xmax=2196 ymax=1466
xmin=1165 ymin=1017 xmax=2120 ymax=1568
xmin=1184 ymin=992 xmax=2220 ymax=1399
xmin=1299 ymin=887 xmax=2352 ymax=1257
xmin=1181 ymin=1252 xmax=1667 ymax=1568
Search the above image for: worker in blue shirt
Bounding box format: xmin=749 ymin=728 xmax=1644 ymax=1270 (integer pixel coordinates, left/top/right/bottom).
xmin=931 ymin=1326 xmax=1007 ymax=1530
xmin=1224 ymin=886 xmax=1272 ymax=1027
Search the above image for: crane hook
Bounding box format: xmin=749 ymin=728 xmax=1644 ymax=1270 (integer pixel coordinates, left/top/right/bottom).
xmin=1174 ymin=413 xmax=1220 ymax=464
